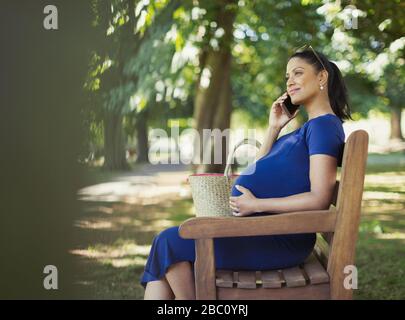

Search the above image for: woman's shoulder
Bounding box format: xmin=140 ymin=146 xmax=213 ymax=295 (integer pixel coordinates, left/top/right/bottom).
xmin=305 ymin=114 xmax=343 ymax=131
xmin=306 ymin=113 xmax=342 ymax=125
xmin=303 ymin=113 xmax=345 ymax=139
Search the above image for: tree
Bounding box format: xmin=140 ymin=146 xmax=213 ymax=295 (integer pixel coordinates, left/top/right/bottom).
xmin=87 ymin=0 xmax=183 ymax=170
xmin=191 ymin=0 xmax=237 ymax=173
xmin=349 ymin=0 xmax=404 ymax=140
xmin=87 ymin=0 xmax=134 ymax=170
xmin=382 ymin=62 xmax=405 ymax=141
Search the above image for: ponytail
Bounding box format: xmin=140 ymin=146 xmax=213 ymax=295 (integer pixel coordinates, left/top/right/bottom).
xmin=328 ymin=61 xmax=352 ymax=121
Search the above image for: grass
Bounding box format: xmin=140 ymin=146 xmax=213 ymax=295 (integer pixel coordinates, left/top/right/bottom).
xmin=72 ymin=197 xmax=195 ymax=299
xmin=354 ymin=158 xmax=405 ymax=299
xmin=72 ymin=153 xmax=405 ymax=299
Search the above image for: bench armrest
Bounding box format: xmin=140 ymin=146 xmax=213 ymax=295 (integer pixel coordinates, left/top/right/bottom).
xmin=179 ymin=209 xmax=337 ymax=239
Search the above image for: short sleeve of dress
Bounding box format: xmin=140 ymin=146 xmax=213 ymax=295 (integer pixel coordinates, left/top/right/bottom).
xmin=305 ymin=116 xmax=345 ymax=160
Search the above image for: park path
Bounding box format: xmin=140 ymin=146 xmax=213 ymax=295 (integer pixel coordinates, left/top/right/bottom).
xmin=72 ymin=163 xmax=196 ymax=299
xmin=78 ymin=163 xmax=193 ymax=205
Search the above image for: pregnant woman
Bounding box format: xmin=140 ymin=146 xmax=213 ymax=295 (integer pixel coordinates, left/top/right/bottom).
xmin=141 ymin=47 xmax=351 ymax=299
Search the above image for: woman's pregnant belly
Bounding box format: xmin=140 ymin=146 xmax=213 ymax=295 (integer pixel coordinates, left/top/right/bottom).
xmin=230 ymin=147 xmax=311 ymax=199
xmin=231 ymin=158 xmax=278 ymax=198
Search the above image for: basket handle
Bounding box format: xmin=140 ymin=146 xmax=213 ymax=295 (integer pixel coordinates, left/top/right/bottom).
xmin=223 ymin=138 xmax=262 ymax=177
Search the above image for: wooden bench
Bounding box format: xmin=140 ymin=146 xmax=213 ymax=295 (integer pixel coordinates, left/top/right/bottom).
xmin=179 ymin=130 xmax=369 ymax=299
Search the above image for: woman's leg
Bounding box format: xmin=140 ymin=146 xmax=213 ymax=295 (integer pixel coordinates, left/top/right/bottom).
xmin=165 ymin=261 xmax=195 ymax=300
xmin=141 ymin=226 xmax=196 ymax=300
xmin=144 ymin=276 xmax=175 ymax=300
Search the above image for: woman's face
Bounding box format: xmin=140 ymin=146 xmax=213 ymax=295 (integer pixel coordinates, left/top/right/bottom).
xmin=285 ymin=57 xmax=323 ymax=105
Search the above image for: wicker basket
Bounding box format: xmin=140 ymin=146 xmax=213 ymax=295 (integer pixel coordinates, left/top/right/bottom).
xmin=188 ymin=138 xmax=261 ymax=217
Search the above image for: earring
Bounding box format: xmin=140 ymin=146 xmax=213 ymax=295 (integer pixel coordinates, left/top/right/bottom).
xmin=320 ymin=85 xmax=324 ymax=90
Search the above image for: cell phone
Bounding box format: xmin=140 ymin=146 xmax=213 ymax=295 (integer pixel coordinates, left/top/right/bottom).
xmin=281 ymin=95 xmax=300 ymax=118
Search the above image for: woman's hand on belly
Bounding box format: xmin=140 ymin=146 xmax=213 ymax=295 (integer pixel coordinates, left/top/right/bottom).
xmin=229 ymin=185 xmax=260 ymax=217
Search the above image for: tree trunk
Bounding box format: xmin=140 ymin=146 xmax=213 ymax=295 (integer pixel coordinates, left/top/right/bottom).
xmin=192 ymin=0 xmax=237 ymax=174
xmin=389 ymin=107 xmax=404 ymax=141
xmin=135 ymin=110 xmax=149 ymax=163
xmin=103 ymin=112 xmax=130 ymax=171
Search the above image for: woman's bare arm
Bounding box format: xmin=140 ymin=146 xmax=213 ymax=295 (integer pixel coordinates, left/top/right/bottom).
xmin=255 ymin=126 xmax=281 ymax=161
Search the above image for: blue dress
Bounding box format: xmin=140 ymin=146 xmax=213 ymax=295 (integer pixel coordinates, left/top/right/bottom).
xmin=140 ymin=114 xmax=345 ymax=287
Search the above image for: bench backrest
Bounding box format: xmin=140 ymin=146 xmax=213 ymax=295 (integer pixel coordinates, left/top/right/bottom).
xmin=317 ymin=130 xmax=369 ymax=299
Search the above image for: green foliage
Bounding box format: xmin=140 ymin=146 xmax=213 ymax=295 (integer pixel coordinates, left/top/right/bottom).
xmin=82 ymin=0 xmax=405 ymax=161
xmin=317 ymin=0 xmax=405 ymax=113
xmin=380 ymin=61 xmax=405 ymax=109
xmin=345 ymin=74 xmax=386 ymax=117
xmin=124 ymin=0 xmax=182 ymax=107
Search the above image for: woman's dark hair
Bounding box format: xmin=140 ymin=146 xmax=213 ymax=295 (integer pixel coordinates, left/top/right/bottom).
xmin=289 ymin=50 xmax=352 ymax=122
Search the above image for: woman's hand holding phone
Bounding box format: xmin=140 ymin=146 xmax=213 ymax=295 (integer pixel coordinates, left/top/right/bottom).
xmin=256 ymin=92 xmax=299 ymax=161
xmin=268 ymin=92 xmax=299 ymax=130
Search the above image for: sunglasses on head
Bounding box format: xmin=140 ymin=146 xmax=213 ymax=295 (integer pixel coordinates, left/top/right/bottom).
xmin=294 ymin=44 xmax=327 ymax=71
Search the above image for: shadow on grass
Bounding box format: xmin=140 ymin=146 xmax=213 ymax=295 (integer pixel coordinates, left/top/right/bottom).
xmin=354 ymin=165 xmax=405 ymax=299
xmin=71 ymin=197 xmax=194 ymax=299
xmin=355 ymin=232 xmax=405 ymax=299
